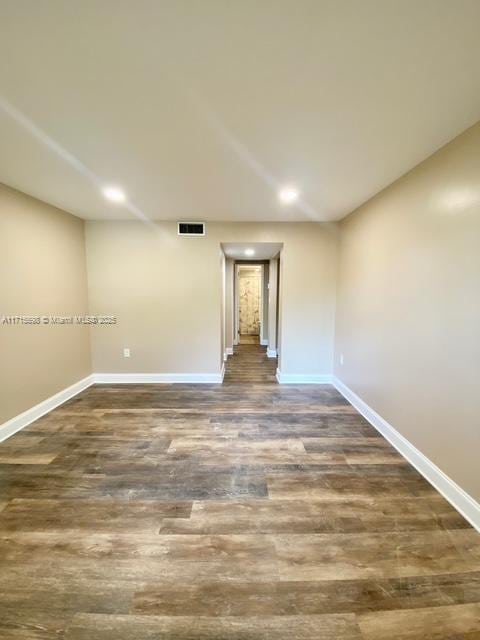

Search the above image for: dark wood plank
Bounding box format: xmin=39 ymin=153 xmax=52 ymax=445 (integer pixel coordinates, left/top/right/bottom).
xmin=0 ymin=499 xmax=192 ymax=533
xmin=132 ymin=572 xmax=480 ymax=617
xmin=65 ymin=613 xmax=362 ymax=640
xmin=357 ymin=602 xmax=480 ymax=639
xmin=159 ymin=496 xmax=469 ymax=534
xmin=223 ymin=343 xmax=277 ymax=384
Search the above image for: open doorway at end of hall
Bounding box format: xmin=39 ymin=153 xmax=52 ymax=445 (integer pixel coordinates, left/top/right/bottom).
xmin=237 ymin=264 xmax=263 ymax=345
xmin=220 ymin=242 xmax=282 ymax=384
xmin=232 ymin=255 xmax=280 ymax=356
xmin=220 ymin=242 xmax=282 ymax=360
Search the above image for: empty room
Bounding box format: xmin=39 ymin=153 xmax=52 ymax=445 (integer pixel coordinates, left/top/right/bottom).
xmin=1 ymin=1 xmax=479 ymax=638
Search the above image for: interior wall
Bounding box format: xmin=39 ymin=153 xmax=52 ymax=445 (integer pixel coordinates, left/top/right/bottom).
xmin=277 ymin=250 xmax=284 ymax=361
xmin=0 ymin=183 xmax=91 ymax=426
xmin=224 ymin=258 xmax=234 ymax=354
xmin=86 ymin=221 xmax=338 ymax=377
xmin=334 ymin=121 xmax=480 ymax=502
xmin=262 ymin=263 xmax=269 ymax=345
xmin=268 ymin=258 xmax=279 ymax=354
xmin=220 ymin=250 xmax=226 ymax=367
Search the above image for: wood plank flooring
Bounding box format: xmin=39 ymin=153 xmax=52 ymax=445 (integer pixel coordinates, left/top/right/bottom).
xmin=238 ymin=334 xmax=260 ymax=344
xmin=223 ymin=342 xmax=277 ymax=384
xmin=0 ymin=348 xmax=479 ymax=639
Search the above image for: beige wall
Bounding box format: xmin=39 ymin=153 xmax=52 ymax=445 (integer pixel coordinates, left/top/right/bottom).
xmin=335 ymin=122 xmax=480 ymax=502
xmin=86 ymin=221 xmax=338 ymax=377
xmin=268 ymin=258 xmax=279 ymax=353
xmin=224 ymin=258 xmax=234 ymax=354
xmin=220 ymin=249 xmax=226 ymax=367
xmin=0 ymin=183 xmax=91 ymax=425
xmin=262 ymin=263 xmax=269 ymax=345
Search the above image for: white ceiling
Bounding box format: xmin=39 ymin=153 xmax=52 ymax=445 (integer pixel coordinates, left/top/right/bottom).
xmin=222 ymin=243 xmax=283 ymax=260
xmin=1 ymin=1 xmax=480 ymax=222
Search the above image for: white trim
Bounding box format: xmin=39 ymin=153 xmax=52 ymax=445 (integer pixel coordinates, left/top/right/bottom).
xmin=259 ymin=264 xmax=264 ymax=343
xmin=234 ymin=264 xmax=240 ymax=343
xmin=332 ymin=376 xmax=480 ymax=533
xmin=260 ymin=338 xmax=268 ymax=346
xmin=276 ymin=369 xmax=332 ymax=384
xmin=93 ymin=372 xmax=224 ymax=384
xmin=225 ymin=347 xmax=234 ymax=356
xmin=0 ymin=366 xmax=226 ymax=443
xmin=267 ymin=348 xmax=277 ymax=358
xmin=0 ymin=375 xmax=94 ymax=443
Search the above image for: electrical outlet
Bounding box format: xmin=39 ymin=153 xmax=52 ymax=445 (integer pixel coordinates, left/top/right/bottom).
xmin=123 ymin=348 xmax=130 ymax=358
xmin=340 ymin=353 xmax=344 ymax=366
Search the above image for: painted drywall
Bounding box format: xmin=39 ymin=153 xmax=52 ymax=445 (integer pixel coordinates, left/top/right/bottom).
xmin=86 ymin=222 xmax=338 ymax=377
xmin=335 ymin=122 xmax=480 ymax=502
xmin=262 ymin=263 xmax=269 ymax=344
xmin=3 ymin=2 xmax=480 ymax=224
xmin=0 ymin=183 xmax=91 ymax=425
xmin=268 ymin=258 xmax=279 ymax=353
xmin=220 ymin=249 xmax=226 ymax=367
xmin=224 ymin=258 xmax=234 ymax=354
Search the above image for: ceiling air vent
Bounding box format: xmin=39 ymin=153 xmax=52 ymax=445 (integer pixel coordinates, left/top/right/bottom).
xmin=178 ymin=222 xmax=205 ymax=236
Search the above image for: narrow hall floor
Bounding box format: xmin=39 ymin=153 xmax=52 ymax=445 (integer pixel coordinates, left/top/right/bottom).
xmin=223 ymin=342 xmax=277 ymax=384
xmin=238 ymin=334 xmax=259 ymax=344
xmin=0 ymin=381 xmax=479 ymax=639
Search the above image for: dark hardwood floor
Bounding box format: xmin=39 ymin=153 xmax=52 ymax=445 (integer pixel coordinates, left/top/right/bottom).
xmin=223 ymin=342 xmax=277 ymax=384
xmin=238 ymin=334 xmax=260 ymax=344
xmin=0 ymin=348 xmax=479 ymax=639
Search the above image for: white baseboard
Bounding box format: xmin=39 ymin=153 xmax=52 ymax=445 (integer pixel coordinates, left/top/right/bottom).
xmin=267 ymin=348 xmax=277 ymax=358
xmin=260 ymin=338 xmax=268 ymax=346
xmin=225 ymin=347 xmax=234 ymax=356
xmin=93 ymin=372 xmax=224 ymax=384
xmin=276 ymin=369 xmax=332 ymax=384
xmin=332 ymin=376 xmax=480 ymax=533
xmin=0 ymin=375 xmax=94 ymax=443
xmin=0 ymin=367 xmax=225 ymax=444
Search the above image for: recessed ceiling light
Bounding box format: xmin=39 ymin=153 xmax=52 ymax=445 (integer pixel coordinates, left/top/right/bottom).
xmin=244 ymin=248 xmax=255 ymax=257
xmin=278 ymin=185 xmax=299 ymax=205
xmin=102 ymin=185 xmax=126 ymax=203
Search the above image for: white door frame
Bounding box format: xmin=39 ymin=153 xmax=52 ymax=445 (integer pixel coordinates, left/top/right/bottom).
xmin=259 ymin=264 xmax=264 ymax=341
xmin=234 ymin=265 xmax=240 ymax=345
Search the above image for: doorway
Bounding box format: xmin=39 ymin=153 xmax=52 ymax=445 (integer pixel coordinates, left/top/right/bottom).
xmin=220 ymin=242 xmax=283 ymax=384
xmin=237 ymin=265 xmax=262 ymax=344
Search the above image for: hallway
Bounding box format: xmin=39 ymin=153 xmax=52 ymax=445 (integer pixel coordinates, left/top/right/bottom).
xmin=223 ymin=343 xmax=277 ymax=384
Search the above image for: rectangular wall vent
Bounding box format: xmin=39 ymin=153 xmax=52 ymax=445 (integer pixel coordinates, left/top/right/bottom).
xmin=178 ymin=222 xmax=205 ymax=236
